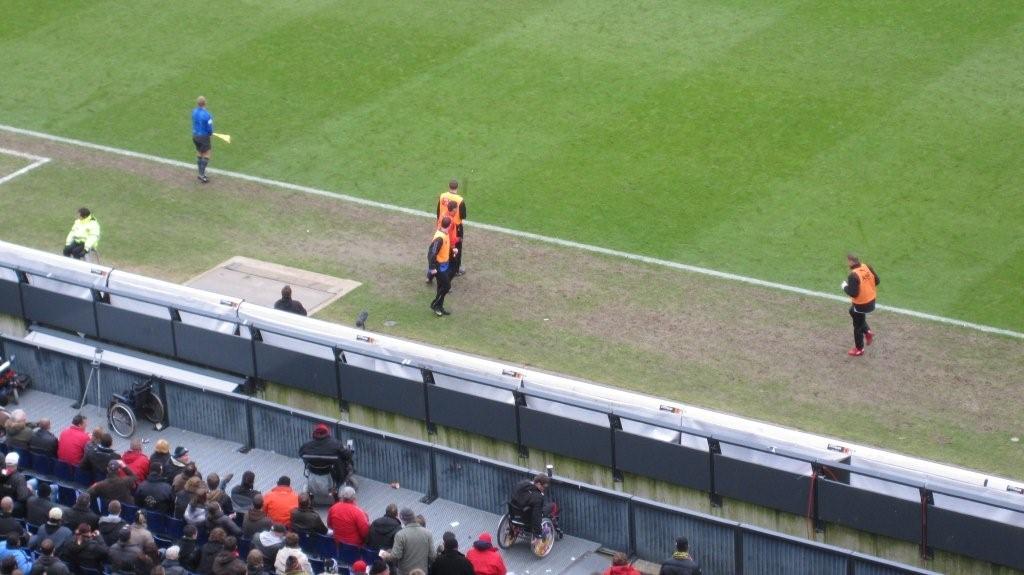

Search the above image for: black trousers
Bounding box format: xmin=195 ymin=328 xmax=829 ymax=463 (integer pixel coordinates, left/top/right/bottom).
xmin=63 ymin=243 xmax=86 ymax=259
xmin=431 ymin=268 xmax=451 ymax=310
xmin=451 ymin=227 xmax=464 ymax=275
xmin=849 ymin=306 xmax=872 ymax=349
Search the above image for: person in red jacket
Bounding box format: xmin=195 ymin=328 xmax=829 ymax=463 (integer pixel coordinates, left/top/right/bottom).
xmin=327 ymin=485 xmax=369 ymax=545
xmin=121 ymin=438 xmax=150 ymax=479
xmin=604 ymin=553 xmax=641 ymax=575
xmin=57 ymin=414 xmax=90 ymax=466
xmin=466 ymin=533 xmax=506 ymax=575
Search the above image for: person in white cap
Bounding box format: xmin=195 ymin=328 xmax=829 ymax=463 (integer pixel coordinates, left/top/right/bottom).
xmin=29 ymin=506 xmax=73 ymax=552
xmin=0 ymin=453 xmax=31 ymax=515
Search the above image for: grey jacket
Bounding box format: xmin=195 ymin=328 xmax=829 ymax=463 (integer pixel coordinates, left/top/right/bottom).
xmin=389 ymin=524 xmax=436 ymax=575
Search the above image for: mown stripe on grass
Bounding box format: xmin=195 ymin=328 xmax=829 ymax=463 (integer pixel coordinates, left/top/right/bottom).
xmin=1 ymin=122 xmax=1020 ymax=340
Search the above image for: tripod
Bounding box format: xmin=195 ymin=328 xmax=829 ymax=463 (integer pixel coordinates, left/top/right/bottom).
xmin=73 ymin=348 xmax=103 ymax=412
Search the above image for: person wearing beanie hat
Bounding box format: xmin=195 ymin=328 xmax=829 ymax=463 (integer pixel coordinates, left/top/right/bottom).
xmin=299 ymin=422 xmax=354 ymax=490
xmin=381 ymin=508 xmax=434 ymax=575
xmin=28 ymin=506 xmax=73 ymax=553
xmin=466 ymin=533 xmax=507 ymax=575
xmin=351 ymin=560 xmax=368 ymax=574
xmin=430 ymin=531 xmax=473 ymax=575
xmin=658 ymin=536 xmax=701 ymax=575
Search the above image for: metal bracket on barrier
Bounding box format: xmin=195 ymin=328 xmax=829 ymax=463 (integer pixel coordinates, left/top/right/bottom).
xmin=708 ymin=438 xmax=723 ymax=508
xmin=238 ymin=400 xmax=254 ymax=454
xmin=421 ymin=369 xmax=436 ymax=435
xmin=419 ymin=448 xmax=439 ymax=504
xmin=609 ymin=414 xmax=624 ymax=482
xmin=919 ymin=488 xmax=934 ymax=560
xmin=514 ymin=391 xmax=529 ymax=459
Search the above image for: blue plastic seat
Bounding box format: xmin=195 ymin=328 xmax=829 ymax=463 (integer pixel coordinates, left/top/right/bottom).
xmin=143 ymin=510 xmax=167 ymax=537
xmin=154 ymin=534 xmax=173 ymax=549
xmin=310 ymin=558 xmax=326 ymax=574
xmin=312 ymin=533 xmax=338 ymax=560
xmin=120 ymin=502 xmax=139 ymax=522
xmin=360 ymin=546 xmax=380 ymax=565
xmin=53 ymin=461 xmax=75 ymax=485
xmin=165 ymin=516 xmax=185 ymax=539
xmin=56 ymin=484 xmax=78 ymax=507
xmin=31 ymin=454 xmax=55 ymax=477
xmin=73 ymin=465 xmax=93 ymax=487
xmin=237 ymin=536 xmax=251 ymax=558
xmin=338 ymin=542 xmax=362 ymax=566
xmin=13 ymin=448 xmax=32 ymax=470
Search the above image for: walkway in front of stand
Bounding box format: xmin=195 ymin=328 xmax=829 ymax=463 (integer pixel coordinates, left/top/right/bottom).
xmin=17 ymin=390 xmax=601 ymax=575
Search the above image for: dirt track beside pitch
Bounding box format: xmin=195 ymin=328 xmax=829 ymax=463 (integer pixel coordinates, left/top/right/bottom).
xmin=2 ymin=131 xmax=1022 ymax=478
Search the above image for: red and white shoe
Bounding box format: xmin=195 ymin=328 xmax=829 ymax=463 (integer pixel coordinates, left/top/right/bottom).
xmin=865 ymin=330 xmax=874 ymax=346
xmin=847 ymin=347 xmax=864 ymax=357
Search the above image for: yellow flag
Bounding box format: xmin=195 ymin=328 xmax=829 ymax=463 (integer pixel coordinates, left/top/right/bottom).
xmin=213 ymin=132 xmax=231 ymax=143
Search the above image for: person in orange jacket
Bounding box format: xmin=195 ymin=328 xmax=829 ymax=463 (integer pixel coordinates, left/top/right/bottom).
xmin=604 ymin=553 xmax=641 ymax=575
xmin=262 ymin=476 xmax=299 ymax=527
xmin=466 ymin=533 xmax=506 ymax=575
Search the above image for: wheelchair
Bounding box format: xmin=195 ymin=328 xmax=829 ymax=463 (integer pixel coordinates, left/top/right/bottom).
xmin=496 ymin=502 xmax=557 ymax=557
xmin=301 ymin=453 xmax=355 ymax=506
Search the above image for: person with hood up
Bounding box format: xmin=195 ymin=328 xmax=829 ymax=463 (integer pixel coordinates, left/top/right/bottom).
xmin=466 ymin=533 xmax=506 ymax=575
xmin=326 ymin=486 xmax=367 ymax=545
xmin=136 ymin=463 xmax=174 ymax=514
xmin=243 ymin=494 xmax=272 ymax=538
xmin=29 ymin=537 xmax=72 ymax=575
xmin=289 ymin=493 xmax=327 ymax=536
xmin=62 ymin=493 xmax=98 ymax=532
xmin=87 ymin=460 xmax=137 ymax=505
xmin=96 ymin=500 xmax=127 ymax=546
xmin=251 ymin=524 xmax=286 ymax=570
xmin=121 ymin=438 xmax=150 ymax=479
xmin=29 ymin=508 xmax=72 ymax=552
xmin=430 ymin=532 xmax=473 ymax=575
xmin=231 ymin=470 xmax=259 ymax=514
xmin=212 ymin=536 xmax=247 ymax=575
xmin=603 ymin=553 xmax=640 ymax=575
xmin=366 ymin=504 xmax=402 ymax=551
xmin=107 ymin=528 xmax=140 ymax=575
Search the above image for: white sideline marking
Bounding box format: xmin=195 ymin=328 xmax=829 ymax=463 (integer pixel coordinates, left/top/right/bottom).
xmin=0 ymin=147 xmax=50 ymax=186
xmin=1 ymin=123 xmax=1021 ymax=340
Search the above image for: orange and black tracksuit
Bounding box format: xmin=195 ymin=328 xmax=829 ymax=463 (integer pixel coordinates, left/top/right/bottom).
xmin=843 ymin=263 xmax=880 ymax=350
xmin=437 ymin=191 xmax=466 ymax=275
xmin=427 ymin=229 xmax=452 ymax=313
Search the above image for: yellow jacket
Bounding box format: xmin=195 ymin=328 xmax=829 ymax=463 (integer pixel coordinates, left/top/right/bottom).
xmin=65 ymin=215 xmax=101 ymax=251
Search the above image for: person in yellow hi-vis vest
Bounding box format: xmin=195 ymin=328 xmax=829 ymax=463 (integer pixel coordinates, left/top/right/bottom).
xmin=841 ymin=253 xmax=880 ymax=356
xmin=436 ymin=179 xmax=466 ymax=276
xmin=63 ymin=207 xmax=101 ymax=262
xmin=427 ymin=216 xmax=456 ymax=316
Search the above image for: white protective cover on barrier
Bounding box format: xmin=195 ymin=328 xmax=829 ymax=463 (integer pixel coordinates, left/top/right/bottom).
xmin=0 ymin=241 xmax=109 ymax=295
xmin=108 ymin=270 xmax=241 ymax=332
xmin=0 ymin=267 xmax=17 ymax=282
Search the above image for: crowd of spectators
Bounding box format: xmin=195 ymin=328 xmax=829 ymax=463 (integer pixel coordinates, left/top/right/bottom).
xmin=0 ymin=407 xmax=701 ymax=575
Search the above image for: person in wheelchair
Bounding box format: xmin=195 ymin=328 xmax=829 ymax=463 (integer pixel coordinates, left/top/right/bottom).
xmin=299 ymin=423 xmax=354 ymax=491
xmin=509 ymin=474 xmax=558 ymax=543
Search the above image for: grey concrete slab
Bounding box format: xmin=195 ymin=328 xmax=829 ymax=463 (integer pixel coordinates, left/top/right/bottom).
xmin=185 ymin=256 xmax=360 ymax=314
xmin=13 ymin=389 xmax=600 ymax=574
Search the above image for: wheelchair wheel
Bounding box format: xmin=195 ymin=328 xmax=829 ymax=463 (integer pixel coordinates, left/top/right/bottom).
xmin=496 ymin=514 xmax=516 ymax=549
xmin=108 ymin=402 xmax=137 ymax=438
xmin=140 ymin=390 xmax=165 ymax=425
xmin=532 ymin=518 xmax=555 ymax=558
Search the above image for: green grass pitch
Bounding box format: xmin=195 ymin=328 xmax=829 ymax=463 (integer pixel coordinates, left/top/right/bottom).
xmin=0 ymin=0 xmax=1022 ymax=333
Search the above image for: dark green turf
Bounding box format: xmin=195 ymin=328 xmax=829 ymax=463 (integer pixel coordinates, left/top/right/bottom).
xmin=0 ymin=1 xmax=1021 ymax=330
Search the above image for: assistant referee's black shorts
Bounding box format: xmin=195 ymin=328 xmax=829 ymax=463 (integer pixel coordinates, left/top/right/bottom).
xmin=192 ymin=135 xmax=212 ymax=153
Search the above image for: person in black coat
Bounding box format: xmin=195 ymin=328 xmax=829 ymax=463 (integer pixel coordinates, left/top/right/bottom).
xmin=366 ymin=504 xmax=402 ymax=550
xmin=0 ymin=497 xmax=25 ymax=543
xmin=80 ymin=432 xmax=119 ymax=478
xmin=30 ymin=538 xmax=72 ymax=575
xmin=430 ymin=532 xmax=474 ymax=575
xmin=25 ymin=482 xmax=57 ymax=527
xmin=204 ymin=502 xmax=241 ymax=538
xmin=175 ymin=524 xmax=201 ymax=572
xmin=63 ymin=493 xmax=99 ymax=532
xmin=658 ymin=537 xmax=701 ymax=575
xmin=27 ymin=419 xmax=59 ymax=458
xmin=197 ymin=527 xmax=227 ymax=575
xmin=136 ymin=465 xmax=174 ymax=514
xmin=289 ymin=493 xmax=327 ymax=536
xmin=60 ymin=523 xmax=109 ymax=573
xmin=230 ymin=471 xmax=259 ymax=514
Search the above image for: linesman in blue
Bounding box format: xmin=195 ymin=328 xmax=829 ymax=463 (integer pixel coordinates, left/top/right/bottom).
xmin=191 ymin=96 xmax=214 ymax=183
